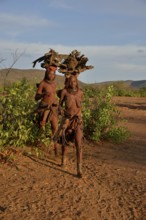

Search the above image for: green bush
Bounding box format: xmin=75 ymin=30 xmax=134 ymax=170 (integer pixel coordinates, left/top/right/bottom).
xmin=0 ymin=79 xmax=51 ymax=147
xmin=82 ymin=85 xmax=130 ymax=143
xmin=106 ymin=126 xmax=130 ymax=143
xmin=139 ymin=87 xmax=146 ymax=97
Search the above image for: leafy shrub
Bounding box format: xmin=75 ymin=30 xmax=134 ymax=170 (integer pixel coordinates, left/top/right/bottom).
xmin=82 ymin=85 xmax=130 ymax=143
xmin=106 ymin=126 xmax=130 ymax=143
xmin=0 ymin=78 xmax=51 ymax=147
xmin=139 ymin=87 xmax=146 ymax=97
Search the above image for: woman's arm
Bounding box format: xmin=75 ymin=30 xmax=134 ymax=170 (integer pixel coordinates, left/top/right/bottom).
xmin=35 ymin=81 xmax=44 ymax=101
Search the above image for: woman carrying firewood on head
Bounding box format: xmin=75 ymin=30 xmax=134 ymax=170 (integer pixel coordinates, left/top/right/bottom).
xmin=33 ymin=49 xmax=68 ymax=156
xmin=54 ymin=50 xmax=93 ymax=178
xmin=34 ymin=65 xmax=59 ymax=156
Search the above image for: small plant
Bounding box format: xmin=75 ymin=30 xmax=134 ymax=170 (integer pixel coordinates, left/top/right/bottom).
xmin=106 ymin=126 xmax=130 ymax=143
xmin=0 ymin=147 xmax=18 ymax=164
xmin=35 ymin=123 xmax=52 ymax=148
xmin=83 ymin=85 xmax=129 ymax=143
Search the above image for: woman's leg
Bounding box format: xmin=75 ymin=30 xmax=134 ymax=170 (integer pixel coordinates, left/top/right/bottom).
xmin=75 ymin=126 xmax=83 ymax=178
xmin=61 ymin=144 xmax=67 ymax=167
xmin=50 ymin=115 xmax=59 ymax=156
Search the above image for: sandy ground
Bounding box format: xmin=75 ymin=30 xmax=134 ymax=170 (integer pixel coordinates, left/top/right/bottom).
xmin=0 ymin=97 xmax=146 ymax=220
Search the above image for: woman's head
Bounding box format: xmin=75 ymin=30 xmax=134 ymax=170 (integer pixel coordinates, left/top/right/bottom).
xmin=44 ymin=66 xmax=56 ymax=81
xmin=66 ymin=75 xmax=79 ymax=90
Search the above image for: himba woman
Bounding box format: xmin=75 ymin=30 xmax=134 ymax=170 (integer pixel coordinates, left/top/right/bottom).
xmin=35 ymin=65 xmax=58 ymax=155
xmin=54 ymin=74 xmax=84 ymax=178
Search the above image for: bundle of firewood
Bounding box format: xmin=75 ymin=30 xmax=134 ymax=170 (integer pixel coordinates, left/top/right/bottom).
xmin=32 ymin=49 xmax=94 ymax=75
xmin=58 ymin=50 xmax=94 ymax=75
xmin=32 ymin=49 xmax=68 ymax=69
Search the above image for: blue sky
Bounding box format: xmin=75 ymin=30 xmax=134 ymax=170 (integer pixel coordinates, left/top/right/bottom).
xmin=0 ymin=0 xmax=146 ymax=83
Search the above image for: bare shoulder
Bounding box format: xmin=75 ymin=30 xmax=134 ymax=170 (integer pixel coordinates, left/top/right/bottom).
xmin=36 ymin=80 xmax=45 ymax=93
xmin=38 ymin=80 xmax=45 ymax=86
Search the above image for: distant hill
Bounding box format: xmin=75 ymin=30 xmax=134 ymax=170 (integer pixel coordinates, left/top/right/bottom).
xmin=85 ymin=80 xmax=146 ymax=89
xmin=130 ymin=80 xmax=146 ymax=89
xmin=0 ymin=68 xmax=145 ymax=89
xmin=0 ymin=68 xmax=86 ymax=88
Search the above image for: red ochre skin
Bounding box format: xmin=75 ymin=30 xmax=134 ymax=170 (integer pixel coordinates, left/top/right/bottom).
xmin=35 ymin=67 xmax=59 ymax=155
xmin=55 ymin=75 xmax=84 ymax=178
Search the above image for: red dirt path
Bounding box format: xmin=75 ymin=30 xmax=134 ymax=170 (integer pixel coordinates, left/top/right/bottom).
xmin=0 ymin=97 xmax=146 ymax=220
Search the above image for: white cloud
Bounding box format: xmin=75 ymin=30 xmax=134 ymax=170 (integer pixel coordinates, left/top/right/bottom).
xmin=115 ymin=63 xmax=146 ymax=72
xmin=0 ymin=13 xmax=55 ymax=28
